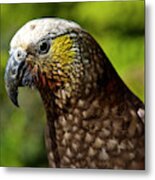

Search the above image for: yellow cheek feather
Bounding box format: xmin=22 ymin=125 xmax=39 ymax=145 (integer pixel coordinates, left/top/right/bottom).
xmin=51 ymin=35 xmax=75 ymax=65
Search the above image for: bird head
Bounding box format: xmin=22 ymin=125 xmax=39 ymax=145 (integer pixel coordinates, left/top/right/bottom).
xmin=5 ymin=18 xmax=106 ymax=107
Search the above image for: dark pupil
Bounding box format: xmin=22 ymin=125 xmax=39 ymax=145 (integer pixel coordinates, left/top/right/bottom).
xmin=40 ymin=42 xmax=47 ymax=51
xmin=40 ymin=42 xmax=49 ymax=53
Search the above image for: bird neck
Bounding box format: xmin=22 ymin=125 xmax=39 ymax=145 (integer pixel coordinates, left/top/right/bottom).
xmin=39 ymin=56 xmax=132 ymax=120
xmin=38 ymin=54 xmax=140 ymax=167
xmin=39 ymin=70 xmax=126 ymax=167
xmin=39 ymin=64 xmax=131 ymax=129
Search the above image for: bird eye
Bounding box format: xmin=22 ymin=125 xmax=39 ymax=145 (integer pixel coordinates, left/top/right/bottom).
xmin=38 ymin=40 xmax=50 ymax=54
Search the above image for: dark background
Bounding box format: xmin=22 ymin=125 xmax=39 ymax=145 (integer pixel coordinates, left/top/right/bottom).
xmin=0 ymin=1 xmax=144 ymax=167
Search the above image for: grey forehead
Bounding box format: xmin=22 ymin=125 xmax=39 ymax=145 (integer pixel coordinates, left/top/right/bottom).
xmin=10 ymin=18 xmax=81 ymax=49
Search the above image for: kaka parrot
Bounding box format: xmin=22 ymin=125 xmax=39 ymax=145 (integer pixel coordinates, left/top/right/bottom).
xmin=5 ymin=18 xmax=145 ymax=169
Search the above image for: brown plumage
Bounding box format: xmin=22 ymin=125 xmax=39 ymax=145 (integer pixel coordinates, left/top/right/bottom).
xmin=5 ymin=18 xmax=144 ymax=169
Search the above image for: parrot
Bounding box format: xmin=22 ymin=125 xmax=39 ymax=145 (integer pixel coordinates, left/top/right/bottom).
xmin=5 ymin=18 xmax=145 ymax=169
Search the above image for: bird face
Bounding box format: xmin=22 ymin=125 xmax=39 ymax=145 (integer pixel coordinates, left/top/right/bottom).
xmin=5 ymin=18 xmax=85 ymax=106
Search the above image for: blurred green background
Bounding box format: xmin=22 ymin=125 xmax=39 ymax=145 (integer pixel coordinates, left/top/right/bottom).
xmin=0 ymin=1 xmax=144 ymax=167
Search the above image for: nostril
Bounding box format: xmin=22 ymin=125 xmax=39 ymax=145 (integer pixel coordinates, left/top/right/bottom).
xmin=17 ymin=50 xmax=22 ymax=58
xmin=15 ymin=50 xmax=21 ymax=60
xmin=14 ymin=48 xmax=27 ymax=61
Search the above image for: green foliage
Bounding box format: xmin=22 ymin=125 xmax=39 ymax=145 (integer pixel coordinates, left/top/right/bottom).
xmin=0 ymin=1 xmax=144 ymax=167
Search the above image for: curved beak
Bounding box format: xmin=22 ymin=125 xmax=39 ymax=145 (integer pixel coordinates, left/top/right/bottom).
xmin=4 ymin=49 xmax=27 ymax=107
